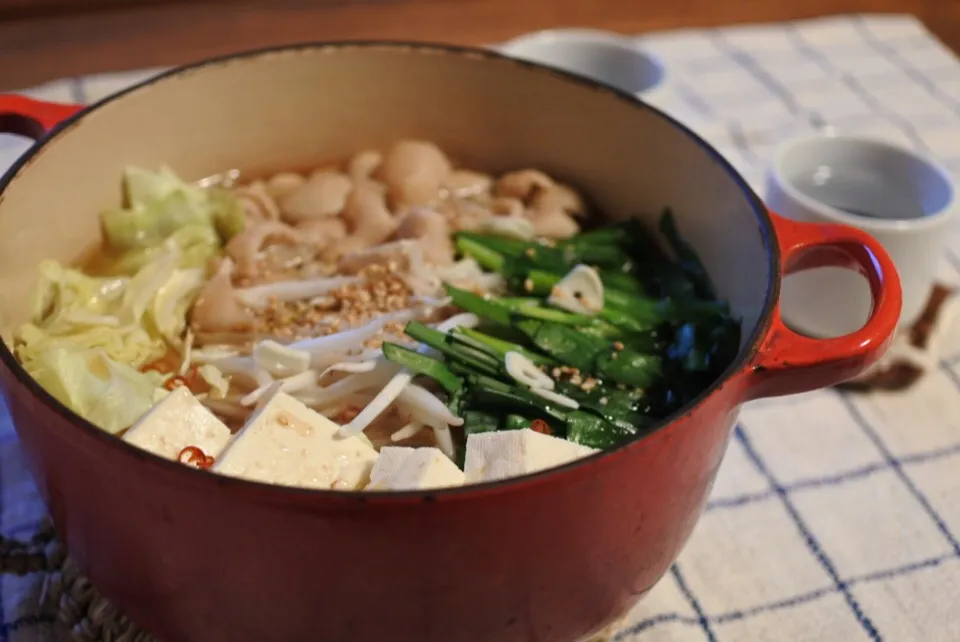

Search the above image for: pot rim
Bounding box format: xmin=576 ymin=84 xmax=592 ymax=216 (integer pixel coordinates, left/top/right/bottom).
xmin=0 ymin=40 xmax=779 ymax=504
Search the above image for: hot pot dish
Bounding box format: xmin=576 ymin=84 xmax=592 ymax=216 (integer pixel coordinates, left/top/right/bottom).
xmin=0 ymin=43 xmax=899 ymax=642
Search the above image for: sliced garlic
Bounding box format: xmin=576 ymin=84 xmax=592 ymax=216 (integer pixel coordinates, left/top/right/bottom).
xmin=505 ymin=351 xmax=554 ymax=390
xmin=530 ymin=387 xmax=580 ymax=409
xmin=479 ymin=215 xmax=535 ymax=240
xmin=548 ymin=264 xmax=604 ymax=315
xmin=252 ymin=340 xmax=311 ymax=377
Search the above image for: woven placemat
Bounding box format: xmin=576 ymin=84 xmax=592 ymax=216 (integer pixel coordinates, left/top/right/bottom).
xmin=0 ymin=525 xmax=155 ymax=642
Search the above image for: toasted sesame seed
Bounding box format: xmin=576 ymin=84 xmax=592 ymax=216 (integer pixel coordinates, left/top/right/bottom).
xmin=251 ymin=268 xmax=415 ymax=341
xmin=613 ymin=341 xmax=624 ymax=350
xmin=524 ymin=278 xmax=534 ymax=292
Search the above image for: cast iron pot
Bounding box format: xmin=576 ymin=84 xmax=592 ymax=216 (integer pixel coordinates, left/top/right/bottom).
xmin=0 ymin=42 xmax=900 ymax=642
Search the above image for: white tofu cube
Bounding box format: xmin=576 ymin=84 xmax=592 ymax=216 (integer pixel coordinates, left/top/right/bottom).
xmin=367 ymin=447 xmax=465 ymax=491
xmin=464 ymin=429 xmax=598 ymax=483
xmin=367 ymin=446 xmax=416 ymax=488
xmin=213 ymin=391 xmax=377 ymax=490
xmin=123 ymin=386 xmax=232 ymax=462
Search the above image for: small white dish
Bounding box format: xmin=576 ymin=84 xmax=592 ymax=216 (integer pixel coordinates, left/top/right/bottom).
xmin=765 ymin=133 xmax=955 ymax=338
xmin=496 ymin=29 xmax=667 ymax=102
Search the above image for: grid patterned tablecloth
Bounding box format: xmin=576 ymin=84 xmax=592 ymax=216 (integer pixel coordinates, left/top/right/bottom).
xmin=3 ymin=13 xmax=960 ymax=642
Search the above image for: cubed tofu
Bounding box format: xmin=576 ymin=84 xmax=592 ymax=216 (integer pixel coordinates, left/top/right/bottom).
xmin=213 ymin=391 xmax=377 ymax=490
xmin=367 ymin=446 xmax=416 ymax=488
xmin=367 ymin=447 xmax=465 ymax=491
xmin=464 ymin=428 xmax=597 ymax=483
xmin=123 ymin=386 xmax=232 ymax=462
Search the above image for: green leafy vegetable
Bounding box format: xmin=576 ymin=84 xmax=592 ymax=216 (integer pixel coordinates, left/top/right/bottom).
xmin=442 ymin=284 xmax=512 ymax=326
xmin=15 ymin=242 xmax=213 ymax=434
xmin=404 ymin=321 xmax=503 ymax=378
xmin=454 ymin=236 xmax=505 ymax=272
xmin=18 ymin=259 xmax=165 ymax=369
xmin=382 ymin=342 xmax=463 ymax=394
xmin=659 ymin=209 xmax=715 ymax=299
xmin=423 ymin=208 xmax=741 ymax=453
xmin=566 ymin=410 xmax=639 ymax=449
xmin=517 ymin=321 xmax=607 ymax=372
xmin=502 ymin=414 xmax=533 ymax=431
xmin=465 ymin=387 xmax=570 ymax=427
xmin=23 ymin=347 xmax=167 ymax=434
xmin=99 ymin=166 xmax=245 ymax=277
xmin=594 ymin=348 xmax=663 ymax=388
xmin=452 ymin=327 xmax=554 ymax=366
xmin=100 ymin=224 xmax=221 ymax=276
xmin=101 ymin=192 xmax=211 ymax=251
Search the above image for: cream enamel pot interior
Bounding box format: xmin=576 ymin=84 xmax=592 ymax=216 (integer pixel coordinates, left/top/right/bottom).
xmin=0 ymin=43 xmax=900 ymax=642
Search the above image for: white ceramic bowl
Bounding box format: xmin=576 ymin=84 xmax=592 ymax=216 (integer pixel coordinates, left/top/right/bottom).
xmin=496 ymin=29 xmax=667 ymax=103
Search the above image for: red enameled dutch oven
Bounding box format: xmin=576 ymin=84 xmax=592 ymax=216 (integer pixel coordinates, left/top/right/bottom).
xmin=0 ymin=43 xmax=900 ymax=642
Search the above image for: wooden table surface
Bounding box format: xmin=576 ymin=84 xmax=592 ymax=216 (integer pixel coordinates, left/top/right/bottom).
xmin=1 ymin=0 xmax=958 ymax=91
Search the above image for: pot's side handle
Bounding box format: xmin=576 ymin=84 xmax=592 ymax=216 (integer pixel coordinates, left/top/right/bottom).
xmin=0 ymin=95 xmax=84 ymax=140
xmin=743 ymin=213 xmax=902 ymax=400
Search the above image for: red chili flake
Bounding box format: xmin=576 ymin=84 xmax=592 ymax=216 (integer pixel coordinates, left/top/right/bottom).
xmin=164 ymin=376 xmax=188 ymax=390
xmin=177 ymin=446 xmax=215 ymax=469
xmin=163 ymin=366 xmax=207 ymax=394
xmin=530 ymin=419 xmax=552 ymax=435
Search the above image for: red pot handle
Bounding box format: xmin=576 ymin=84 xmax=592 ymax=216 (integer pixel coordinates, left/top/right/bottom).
xmin=743 ymin=213 xmax=902 ymax=400
xmin=0 ymin=95 xmax=84 ymax=140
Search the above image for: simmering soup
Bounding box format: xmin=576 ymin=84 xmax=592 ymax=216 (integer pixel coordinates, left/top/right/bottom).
xmin=14 ymin=140 xmax=739 ymax=491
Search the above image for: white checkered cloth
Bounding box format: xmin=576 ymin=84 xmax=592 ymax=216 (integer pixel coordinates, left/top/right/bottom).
xmin=3 ymin=13 xmax=960 ymax=642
